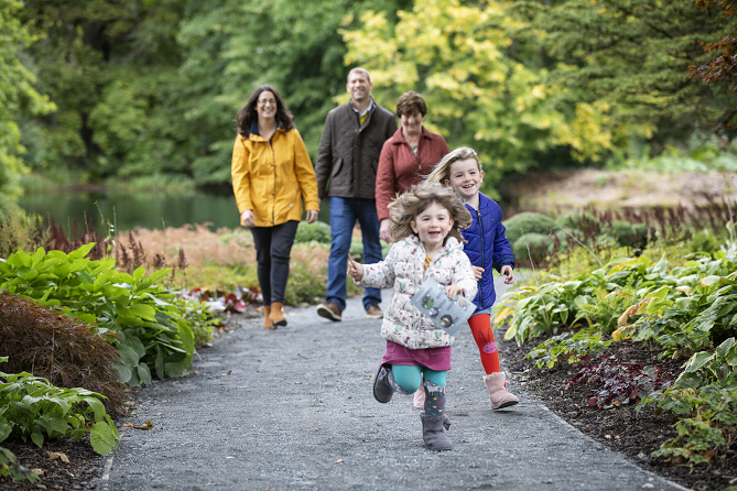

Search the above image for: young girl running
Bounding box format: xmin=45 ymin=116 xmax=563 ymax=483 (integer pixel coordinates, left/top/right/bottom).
xmin=425 ymin=147 xmax=520 ymax=410
xmin=347 ymin=184 xmax=477 ymax=451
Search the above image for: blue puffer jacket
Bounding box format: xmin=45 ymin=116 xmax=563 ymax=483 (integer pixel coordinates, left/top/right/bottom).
xmin=461 ymin=193 xmax=515 ymax=310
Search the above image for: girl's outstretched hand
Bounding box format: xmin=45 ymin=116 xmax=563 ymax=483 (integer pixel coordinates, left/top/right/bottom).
xmin=445 ymin=285 xmax=463 ymax=300
xmin=472 ymin=266 xmax=484 ymax=281
xmin=347 ymin=254 xmax=363 ymax=281
xmin=501 ymin=265 xmax=515 ymax=284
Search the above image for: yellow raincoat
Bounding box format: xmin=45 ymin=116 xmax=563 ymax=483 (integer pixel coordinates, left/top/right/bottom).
xmin=231 ymin=128 xmax=319 ymax=227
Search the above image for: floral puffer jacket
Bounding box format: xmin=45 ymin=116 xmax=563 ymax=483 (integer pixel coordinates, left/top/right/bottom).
xmin=356 ymin=234 xmax=477 ymax=350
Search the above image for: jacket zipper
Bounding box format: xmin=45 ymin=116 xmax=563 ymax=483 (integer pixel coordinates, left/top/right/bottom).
xmin=476 ymin=208 xmax=485 ymax=306
xmin=270 ymin=137 xmax=276 ymax=226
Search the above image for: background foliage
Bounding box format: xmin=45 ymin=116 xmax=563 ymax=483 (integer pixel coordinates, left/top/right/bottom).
xmin=0 ymin=0 xmax=735 ymax=206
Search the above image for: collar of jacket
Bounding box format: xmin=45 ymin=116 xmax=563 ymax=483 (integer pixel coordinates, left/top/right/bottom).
xmin=350 ymin=96 xmax=376 ymax=116
xmin=390 ymin=125 xmax=433 ymax=146
xmin=248 ymin=121 xmax=285 ymax=142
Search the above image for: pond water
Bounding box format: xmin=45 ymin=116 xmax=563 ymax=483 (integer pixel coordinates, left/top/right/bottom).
xmin=19 ymin=190 xmax=332 ymax=234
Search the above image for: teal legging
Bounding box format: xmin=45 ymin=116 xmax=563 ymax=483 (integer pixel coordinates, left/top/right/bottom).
xmin=392 ymin=365 xmax=447 ymax=393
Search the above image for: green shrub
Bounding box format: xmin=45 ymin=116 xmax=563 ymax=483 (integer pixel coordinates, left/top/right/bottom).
xmin=611 ymin=220 xmax=648 ymax=249
xmin=688 ymin=230 xmax=721 ymax=254
xmin=349 ymin=237 xmax=365 ymax=262
xmin=285 ymin=263 xmax=327 ymax=305
xmin=512 ymin=233 xmax=553 ymax=265
xmin=503 ymin=212 xmax=557 ymax=244
xmin=557 ymin=212 xmax=599 ymax=232
xmin=0 ymin=294 xmax=126 ymax=416
xmin=294 ymin=221 xmax=332 ymax=244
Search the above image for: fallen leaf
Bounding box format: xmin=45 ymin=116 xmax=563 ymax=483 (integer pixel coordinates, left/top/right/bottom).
xmin=47 ymin=451 xmax=70 ymax=463
xmin=123 ymin=420 xmax=154 ymax=430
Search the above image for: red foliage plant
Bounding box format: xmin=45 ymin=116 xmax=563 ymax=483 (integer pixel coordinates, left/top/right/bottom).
xmin=566 ymin=354 xmax=674 ymax=411
xmin=0 ymin=293 xmax=127 ymax=416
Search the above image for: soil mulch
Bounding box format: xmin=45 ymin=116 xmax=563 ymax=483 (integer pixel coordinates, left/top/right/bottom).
xmin=0 ymin=437 xmax=103 ymax=491
xmin=500 ymin=332 xmax=737 ymax=491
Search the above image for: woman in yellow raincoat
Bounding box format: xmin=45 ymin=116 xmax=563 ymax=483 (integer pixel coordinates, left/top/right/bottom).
xmin=231 ymin=85 xmax=319 ymax=329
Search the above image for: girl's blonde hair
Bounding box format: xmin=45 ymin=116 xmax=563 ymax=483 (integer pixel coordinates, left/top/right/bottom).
xmin=388 ymin=183 xmax=472 ymax=243
xmin=425 ymin=147 xmax=482 ymax=186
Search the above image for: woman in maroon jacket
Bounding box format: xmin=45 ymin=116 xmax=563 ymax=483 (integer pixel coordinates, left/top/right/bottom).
xmin=375 ymin=91 xmax=450 ymax=243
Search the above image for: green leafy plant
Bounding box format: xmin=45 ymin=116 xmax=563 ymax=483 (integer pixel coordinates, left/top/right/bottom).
xmin=0 ymin=243 xmax=197 ymax=386
xmin=497 ymin=279 xmax=593 ymax=344
xmin=638 ymin=338 xmax=737 ymax=465
xmin=0 ymin=361 xmax=118 ymax=455
xmin=525 ymin=327 xmax=612 ymax=369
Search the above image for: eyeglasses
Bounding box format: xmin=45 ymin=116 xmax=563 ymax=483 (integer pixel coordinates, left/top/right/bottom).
xmin=258 ymin=98 xmax=276 ymax=106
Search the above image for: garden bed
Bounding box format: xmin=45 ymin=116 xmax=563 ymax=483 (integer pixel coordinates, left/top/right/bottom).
xmin=501 ymin=334 xmax=737 ymax=491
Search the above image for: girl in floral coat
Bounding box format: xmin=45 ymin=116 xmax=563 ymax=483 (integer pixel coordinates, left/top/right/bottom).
xmin=347 ymin=184 xmax=477 ymax=451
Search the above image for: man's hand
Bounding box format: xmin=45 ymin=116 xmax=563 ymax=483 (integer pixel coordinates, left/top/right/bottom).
xmin=501 ymin=265 xmax=515 ymax=284
xmin=472 ymin=266 xmax=484 ymax=281
xmin=241 ymin=210 xmax=255 ymax=228
xmin=379 ymin=218 xmax=392 ymax=243
xmin=305 ymin=210 xmax=319 ymax=224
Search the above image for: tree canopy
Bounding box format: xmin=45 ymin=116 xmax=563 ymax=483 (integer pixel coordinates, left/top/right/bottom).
xmin=0 ymin=0 xmax=54 ymax=218
xmin=0 ymin=0 xmax=734 ymax=206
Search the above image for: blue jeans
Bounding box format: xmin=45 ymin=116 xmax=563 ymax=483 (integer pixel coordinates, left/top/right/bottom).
xmin=326 ymin=197 xmax=383 ymax=311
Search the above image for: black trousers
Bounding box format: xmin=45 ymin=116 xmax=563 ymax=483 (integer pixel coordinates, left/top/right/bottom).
xmin=249 ymin=220 xmax=299 ymax=305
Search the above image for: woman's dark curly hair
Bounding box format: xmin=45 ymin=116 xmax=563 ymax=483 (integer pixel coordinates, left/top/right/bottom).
xmin=235 ymin=85 xmax=294 ymax=137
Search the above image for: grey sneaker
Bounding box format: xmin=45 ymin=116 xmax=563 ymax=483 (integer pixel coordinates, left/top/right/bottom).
xmin=316 ymin=302 xmax=342 ymax=322
xmin=365 ymin=304 xmax=383 ymax=319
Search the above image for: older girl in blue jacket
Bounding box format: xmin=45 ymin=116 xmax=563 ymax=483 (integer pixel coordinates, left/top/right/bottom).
xmin=426 ymin=147 xmax=520 ymax=410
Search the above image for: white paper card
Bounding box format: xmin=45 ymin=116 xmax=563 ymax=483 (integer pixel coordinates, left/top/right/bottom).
xmin=410 ymin=278 xmax=477 ymax=336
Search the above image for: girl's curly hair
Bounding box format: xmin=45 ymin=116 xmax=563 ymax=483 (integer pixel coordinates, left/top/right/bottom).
xmin=388 ymin=183 xmax=471 ymax=244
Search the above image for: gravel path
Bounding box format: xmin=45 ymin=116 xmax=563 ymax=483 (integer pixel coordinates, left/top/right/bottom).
xmin=102 ymin=280 xmax=690 ymax=491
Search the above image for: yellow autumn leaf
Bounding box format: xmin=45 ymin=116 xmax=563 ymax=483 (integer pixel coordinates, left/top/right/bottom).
xmin=493 ymin=306 xmax=514 ymax=324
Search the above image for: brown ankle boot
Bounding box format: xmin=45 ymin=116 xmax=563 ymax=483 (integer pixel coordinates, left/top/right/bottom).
xmin=270 ymin=302 xmax=287 ymax=328
xmin=262 ymin=305 xmax=274 ymax=329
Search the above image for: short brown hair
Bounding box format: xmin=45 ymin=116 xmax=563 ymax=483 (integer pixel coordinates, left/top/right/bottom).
xmin=396 ymin=91 xmax=427 ymax=118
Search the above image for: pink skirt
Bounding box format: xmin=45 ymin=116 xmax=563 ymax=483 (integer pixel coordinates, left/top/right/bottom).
xmin=380 ymin=340 xmax=452 ymax=371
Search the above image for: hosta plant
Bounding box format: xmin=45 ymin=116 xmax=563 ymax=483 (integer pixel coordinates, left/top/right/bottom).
xmin=525 ymin=327 xmax=612 ymax=369
xmin=0 ymin=357 xmax=119 ymax=455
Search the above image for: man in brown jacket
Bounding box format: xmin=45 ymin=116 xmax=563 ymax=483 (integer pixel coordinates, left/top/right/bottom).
xmin=315 ymin=68 xmax=397 ymax=322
